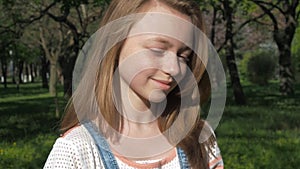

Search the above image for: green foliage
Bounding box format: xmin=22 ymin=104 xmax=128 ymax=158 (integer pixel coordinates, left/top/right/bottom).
xmin=241 ymin=50 xmax=277 ymax=85
xmin=14 ymin=42 xmax=41 ymax=63
xmin=94 ymin=0 xmax=111 ymax=7
xmin=292 ymin=25 xmax=300 ymax=82
xmin=56 ymin=0 xmax=110 ymax=11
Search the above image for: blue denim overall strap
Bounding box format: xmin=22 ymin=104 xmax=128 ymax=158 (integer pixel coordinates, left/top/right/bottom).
xmin=177 ymin=147 xmax=190 ymax=169
xmin=84 ymin=122 xmax=189 ymax=169
xmin=83 ymin=122 xmax=119 ymax=169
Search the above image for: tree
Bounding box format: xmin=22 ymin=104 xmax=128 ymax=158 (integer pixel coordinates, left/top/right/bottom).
xmin=200 ymin=0 xmax=275 ymax=104
xmin=221 ymin=0 xmax=247 ymax=104
xmin=292 ymin=23 xmax=300 ymax=82
xmin=38 ymin=0 xmax=110 ymax=97
xmin=251 ymin=0 xmax=300 ymax=95
xmin=39 ymin=18 xmax=65 ymax=96
xmin=7 ymin=0 xmax=109 ymax=97
xmin=0 ymin=0 xmax=48 ymax=89
xmin=0 ymin=33 xmax=14 ymax=88
xmin=0 ymin=0 xmax=21 ymax=88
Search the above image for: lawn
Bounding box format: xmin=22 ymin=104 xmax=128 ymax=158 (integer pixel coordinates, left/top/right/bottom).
xmin=216 ymin=83 xmax=300 ymax=168
xmin=0 ymin=81 xmax=299 ymax=168
xmin=0 ymin=82 xmax=65 ymax=169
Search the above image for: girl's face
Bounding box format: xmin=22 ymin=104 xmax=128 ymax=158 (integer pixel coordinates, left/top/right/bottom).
xmin=118 ymin=1 xmax=193 ymax=107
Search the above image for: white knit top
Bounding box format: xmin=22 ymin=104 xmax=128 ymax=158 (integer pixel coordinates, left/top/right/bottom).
xmin=43 ymin=125 xmax=223 ymax=169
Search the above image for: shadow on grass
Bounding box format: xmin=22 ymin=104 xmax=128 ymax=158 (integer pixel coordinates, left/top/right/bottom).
xmin=0 ymin=82 xmax=66 ymax=142
xmin=0 ymin=97 xmax=61 ymax=142
xmin=0 ymin=82 xmax=67 ymax=168
xmin=0 ymin=82 xmax=50 ymax=98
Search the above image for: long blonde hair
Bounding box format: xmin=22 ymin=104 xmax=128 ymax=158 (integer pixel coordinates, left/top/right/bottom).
xmin=61 ymin=0 xmax=214 ymax=168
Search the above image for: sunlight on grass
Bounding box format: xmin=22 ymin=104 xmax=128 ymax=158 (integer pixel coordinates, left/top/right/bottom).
xmin=215 ymin=83 xmax=300 ymax=168
xmin=0 ymin=134 xmax=57 ymax=168
xmin=0 ymin=93 xmax=52 ymax=102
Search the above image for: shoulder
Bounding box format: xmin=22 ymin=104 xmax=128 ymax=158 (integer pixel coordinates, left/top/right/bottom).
xmin=53 ymin=125 xmax=94 ymax=153
xmin=44 ymin=125 xmax=103 ymax=169
xmin=60 ymin=125 xmax=101 ymax=157
xmin=207 ymin=138 xmax=223 ymax=169
xmin=203 ymin=122 xmax=224 ymax=169
xmin=60 ymin=125 xmax=91 ymax=142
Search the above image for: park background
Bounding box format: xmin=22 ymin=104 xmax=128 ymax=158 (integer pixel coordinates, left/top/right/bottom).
xmin=0 ymin=0 xmax=299 ymax=168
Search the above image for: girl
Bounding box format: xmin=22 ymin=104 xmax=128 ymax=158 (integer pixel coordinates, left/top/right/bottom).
xmin=44 ymin=0 xmax=224 ymax=168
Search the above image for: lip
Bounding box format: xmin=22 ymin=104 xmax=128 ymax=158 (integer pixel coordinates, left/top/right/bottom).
xmin=151 ymin=78 xmax=172 ymax=90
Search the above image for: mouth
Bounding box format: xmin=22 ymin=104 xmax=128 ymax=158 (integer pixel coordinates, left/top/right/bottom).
xmin=151 ymin=78 xmax=172 ymax=90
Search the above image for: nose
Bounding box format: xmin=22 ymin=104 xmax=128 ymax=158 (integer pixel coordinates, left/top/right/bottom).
xmin=161 ymin=51 xmax=180 ymax=76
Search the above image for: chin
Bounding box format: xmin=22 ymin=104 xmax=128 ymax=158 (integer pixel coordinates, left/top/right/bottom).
xmin=148 ymin=90 xmax=167 ymax=103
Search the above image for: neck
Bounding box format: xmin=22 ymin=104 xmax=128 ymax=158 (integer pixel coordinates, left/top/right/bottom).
xmin=121 ymin=98 xmax=165 ymax=138
xmin=119 ymin=79 xmax=166 ymax=138
xmin=122 ymin=119 xmax=161 ymax=138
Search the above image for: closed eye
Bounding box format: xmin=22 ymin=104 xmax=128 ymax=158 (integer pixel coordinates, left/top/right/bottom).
xmin=150 ymin=48 xmax=166 ymax=56
xmin=177 ymin=54 xmax=190 ymax=62
xmin=177 ymin=50 xmax=192 ymax=63
xmin=177 ymin=51 xmax=192 ymax=62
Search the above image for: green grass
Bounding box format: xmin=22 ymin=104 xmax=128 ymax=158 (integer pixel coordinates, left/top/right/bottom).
xmin=216 ymin=82 xmax=300 ymax=168
xmin=0 ymin=82 xmax=65 ymax=169
xmin=0 ymin=81 xmax=299 ymax=168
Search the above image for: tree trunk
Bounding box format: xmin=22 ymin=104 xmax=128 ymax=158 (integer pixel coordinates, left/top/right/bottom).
xmin=18 ymin=60 xmax=24 ymax=84
xmin=25 ymin=63 xmax=29 ymax=83
xmin=34 ymin=64 xmax=38 ymax=78
xmin=30 ymin=63 xmax=35 ymax=83
xmin=1 ymin=60 xmax=7 ymax=89
xmin=60 ymin=35 xmax=80 ymax=98
xmin=61 ymin=55 xmax=77 ymax=99
xmin=225 ymin=42 xmax=246 ymax=105
xmin=56 ymin=62 xmax=63 ymax=85
xmin=274 ymin=28 xmax=295 ymax=95
xmin=251 ymin=0 xmax=298 ymax=95
xmin=12 ymin=61 xmax=16 ymax=84
xmin=40 ymin=55 xmax=49 ymax=89
xmin=49 ymin=62 xmax=57 ymax=96
xmin=223 ymin=0 xmax=246 ymax=105
xmin=210 ymin=7 xmax=217 ymax=46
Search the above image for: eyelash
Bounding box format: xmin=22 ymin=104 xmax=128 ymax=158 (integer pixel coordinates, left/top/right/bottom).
xmin=150 ymin=48 xmax=166 ymax=56
xmin=178 ymin=55 xmax=190 ymax=62
xmin=149 ymin=48 xmax=190 ymax=62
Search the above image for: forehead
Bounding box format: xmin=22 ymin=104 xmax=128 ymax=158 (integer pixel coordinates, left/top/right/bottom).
xmin=126 ymin=0 xmax=194 ymax=46
xmin=128 ymin=12 xmax=194 ymax=47
xmin=142 ymin=0 xmax=191 ymax=22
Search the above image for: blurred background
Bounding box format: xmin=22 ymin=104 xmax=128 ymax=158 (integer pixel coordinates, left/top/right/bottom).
xmin=0 ymin=0 xmax=299 ymax=168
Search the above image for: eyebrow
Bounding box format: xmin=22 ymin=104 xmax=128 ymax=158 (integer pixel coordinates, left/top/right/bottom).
xmin=147 ymin=37 xmax=172 ymax=47
xmin=147 ymin=37 xmax=191 ymax=52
